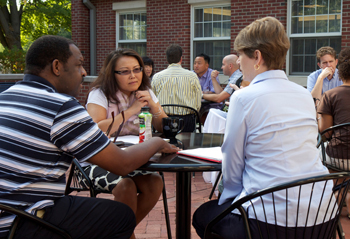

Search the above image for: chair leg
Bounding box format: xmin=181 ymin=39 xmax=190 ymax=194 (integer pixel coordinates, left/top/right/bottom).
xmin=159 ymin=172 xmax=172 ymax=239
xmin=209 ymin=171 xmax=222 ymax=200
xmin=337 ymin=220 xmax=345 ymax=239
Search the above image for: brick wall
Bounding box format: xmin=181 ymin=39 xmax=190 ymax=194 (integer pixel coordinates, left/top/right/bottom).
xmin=342 ymin=0 xmax=350 ymax=47
xmin=72 ymin=0 xmax=289 ymax=74
xmin=76 ymin=82 xmax=92 ymax=105
xmin=146 ymin=0 xmax=192 ymax=72
xmin=91 ymin=0 xmax=117 ymax=73
xmin=72 ymin=0 xmax=90 ymax=75
xmin=231 ymin=0 xmax=288 ymax=52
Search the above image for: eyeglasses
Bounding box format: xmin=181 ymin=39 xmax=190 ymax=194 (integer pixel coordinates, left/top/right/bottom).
xmin=114 ymin=67 xmax=143 ymax=75
xmin=105 ymin=111 xmax=125 ymax=143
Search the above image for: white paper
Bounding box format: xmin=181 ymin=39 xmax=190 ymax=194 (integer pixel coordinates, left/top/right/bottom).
xmin=110 ymin=135 xmax=139 ymax=145
xmin=110 ymin=135 xmax=170 ymax=144
xmin=177 ymin=146 xmax=222 ymax=162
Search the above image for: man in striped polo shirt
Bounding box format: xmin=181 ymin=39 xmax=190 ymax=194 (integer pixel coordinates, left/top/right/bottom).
xmin=151 ymin=44 xmax=202 ymax=132
xmin=0 ymin=35 xmax=178 ymax=239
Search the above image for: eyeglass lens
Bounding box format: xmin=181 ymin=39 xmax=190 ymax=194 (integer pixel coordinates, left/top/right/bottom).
xmin=115 ymin=67 xmax=143 ymax=75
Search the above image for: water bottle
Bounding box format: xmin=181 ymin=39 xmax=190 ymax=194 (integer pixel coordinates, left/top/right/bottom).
xmin=139 ymin=106 xmax=152 ymax=143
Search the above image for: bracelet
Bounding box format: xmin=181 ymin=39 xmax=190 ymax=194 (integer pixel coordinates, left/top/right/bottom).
xmin=152 ymin=106 xmax=162 ymax=118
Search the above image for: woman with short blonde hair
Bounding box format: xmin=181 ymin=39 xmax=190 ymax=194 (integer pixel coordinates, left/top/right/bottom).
xmin=193 ymin=17 xmax=332 ymax=239
xmin=234 ymin=16 xmax=290 ymax=70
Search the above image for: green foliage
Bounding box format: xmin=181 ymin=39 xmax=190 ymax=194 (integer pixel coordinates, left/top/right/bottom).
xmin=0 ymin=46 xmax=26 ymax=73
xmin=21 ymin=0 xmax=72 ymax=50
xmin=0 ymin=0 xmax=71 ymax=50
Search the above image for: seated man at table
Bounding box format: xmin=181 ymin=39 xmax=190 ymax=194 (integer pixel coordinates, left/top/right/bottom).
xmin=307 ymin=46 xmax=342 ymax=103
xmin=193 ymin=17 xmax=332 ymax=239
xmin=202 ymin=54 xmax=242 ymax=104
xmin=152 ymin=44 xmax=202 ymax=131
xmin=0 ymin=35 xmax=178 ymax=239
xmin=193 ymin=53 xmax=222 ymax=117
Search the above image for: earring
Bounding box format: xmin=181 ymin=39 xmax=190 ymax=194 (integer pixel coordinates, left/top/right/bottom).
xmin=254 ymin=64 xmax=260 ymax=71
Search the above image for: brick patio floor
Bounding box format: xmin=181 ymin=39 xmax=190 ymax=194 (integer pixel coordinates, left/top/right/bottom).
xmin=72 ymin=171 xmax=350 ymax=239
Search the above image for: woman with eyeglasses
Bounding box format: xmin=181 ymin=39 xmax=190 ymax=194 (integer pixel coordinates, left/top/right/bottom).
xmin=84 ymin=48 xmax=167 ymax=238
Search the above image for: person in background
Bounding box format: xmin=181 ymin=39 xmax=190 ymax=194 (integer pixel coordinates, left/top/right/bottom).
xmin=85 ymin=48 xmax=169 ymax=238
xmin=142 ymin=56 xmax=155 ymax=80
xmin=307 ymin=46 xmax=342 ymax=103
xmin=202 ymin=54 xmax=242 ymax=103
xmin=193 ymin=53 xmax=222 ymax=94
xmin=193 ymin=53 xmax=223 ymax=121
xmin=318 ymin=48 xmax=350 ymax=133
xmin=0 ymin=35 xmax=178 ymax=239
xmin=151 ymin=44 xmax=202 ymax=132
xmin=193 ymin=17 xmax=331 ymax=239
xmin=317 ymin=48 xmax=350 ymax=219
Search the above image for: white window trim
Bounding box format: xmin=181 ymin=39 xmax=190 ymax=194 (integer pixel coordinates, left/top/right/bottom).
xmin=286 ymin=0 xmax=342 ymax=76
xmin=112 ymin=1 xmax=146 ymax=11
xmin=188 ymin=0 xmax=230 ymax=6
xmin=113 ymin=1 xmax=146 ymax=49
xmin=190 ymin=2 xmax=231 ymax=73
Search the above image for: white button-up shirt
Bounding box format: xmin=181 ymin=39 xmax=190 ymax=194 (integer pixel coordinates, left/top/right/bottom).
xmin=219 ymin=70 xmax=333 ymax=226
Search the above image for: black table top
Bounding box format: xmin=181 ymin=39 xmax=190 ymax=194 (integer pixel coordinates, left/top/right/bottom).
xmin=138 ymin=132 xmax=224 ymax=172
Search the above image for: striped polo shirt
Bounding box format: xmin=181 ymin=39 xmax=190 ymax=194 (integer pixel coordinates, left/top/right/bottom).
xmin=0 ymin=74 xmax=109 ymax=237
xmin=151 ymin=63 xmax=202 ymax=114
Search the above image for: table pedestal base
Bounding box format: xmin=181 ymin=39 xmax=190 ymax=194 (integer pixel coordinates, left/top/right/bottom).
xmin=176 ymin=171 xmax=191 ymax=239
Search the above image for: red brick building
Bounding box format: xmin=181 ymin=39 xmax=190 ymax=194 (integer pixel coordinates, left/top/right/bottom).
xmin=72 ymin=0 xmax=348 ymax=103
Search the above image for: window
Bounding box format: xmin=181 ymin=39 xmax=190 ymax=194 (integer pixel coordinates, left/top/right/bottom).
xmin=192 ymin=5 xmax=231 ymax=72
xmin=117 ymin=12 xmax=147 ymax=56
xmin=288 ymin=0 xmax=342 ymax=75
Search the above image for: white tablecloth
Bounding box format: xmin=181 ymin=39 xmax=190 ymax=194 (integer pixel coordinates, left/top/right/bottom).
xmin=202 ymin=108 xmax=227 ymax=134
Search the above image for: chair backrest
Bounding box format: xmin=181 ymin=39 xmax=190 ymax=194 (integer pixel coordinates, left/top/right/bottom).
xmin=161 ymin=104 xmax=201 ymax=133
xmin=204 ymin=172 xmax=350 ymax=239
xmin=320 ymin=122 xmax=350 ymax=172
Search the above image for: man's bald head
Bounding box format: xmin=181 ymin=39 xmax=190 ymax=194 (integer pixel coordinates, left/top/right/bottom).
xmin=222 ymin=54 xmax=239 ymax=76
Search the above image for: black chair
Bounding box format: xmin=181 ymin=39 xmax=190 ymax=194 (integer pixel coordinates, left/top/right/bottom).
xmin=319 ymin=122 xmax=350 ymax=172
xmin=0 ymin=203 xmax=71 ymax=239
xmin=65 ymin=158 xmax=172 ymax=239
xmin=209 ymin=133 xmax=324 ymax=201
xmin=161 ymin=104 xmax=201 ymax=133
xmin=208 ymin=171 xmax=222 ymax=200
xmin=204 ymin=172 xmax=350 ymax=239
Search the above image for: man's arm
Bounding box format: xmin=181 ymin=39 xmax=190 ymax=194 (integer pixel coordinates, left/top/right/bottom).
xmin=202 ymin=91 xmax=230 ymax=103
xmin=210 ymin=70 xmax=223 ymax=94
xmin=53 ymin=101 xmax=178 ymax=177
xmin=191 ymin=75 xmax=203 ymax=112
xmin=88 ymin=137 xmax=178 ymax=176
xmin=310 ymin=67 xmax=333 ymax=100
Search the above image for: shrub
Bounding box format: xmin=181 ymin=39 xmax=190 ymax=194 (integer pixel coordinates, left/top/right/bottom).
xmin=0 ymin=47 xmax=26 ymax=73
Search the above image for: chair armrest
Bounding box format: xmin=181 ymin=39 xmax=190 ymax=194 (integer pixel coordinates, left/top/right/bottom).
xmin=0 ymin=204 xmax=71 ymax=239
xmin=65 ymin=158 xmax=95 ymax=197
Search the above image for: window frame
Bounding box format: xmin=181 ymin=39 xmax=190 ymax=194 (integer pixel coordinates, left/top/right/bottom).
xmin=113 ymin=1 xmax=147 ymax=53
xmin=286 ymin=0 xmax=342 ymax=76
xmin=190 ymin=1 xmax=231 ymax=74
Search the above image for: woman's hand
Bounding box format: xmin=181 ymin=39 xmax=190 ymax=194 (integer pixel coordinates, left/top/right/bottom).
xmin=135 ymin=90 xmax=157 ymax=109
xmin=129 ymin=96 xmax=148 ymax=115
